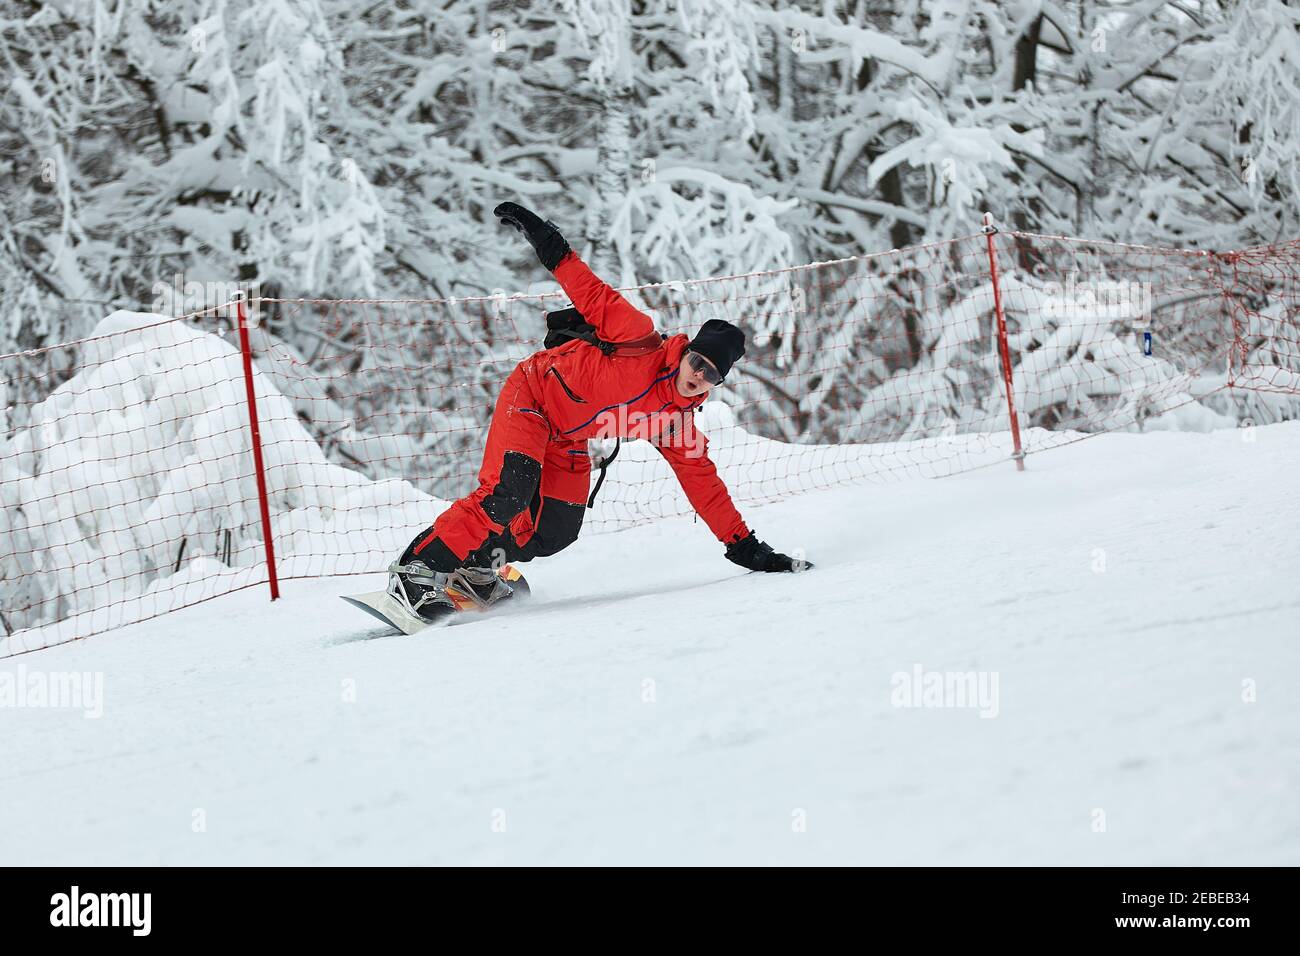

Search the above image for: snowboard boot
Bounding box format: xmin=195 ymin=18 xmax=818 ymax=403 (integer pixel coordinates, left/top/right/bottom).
xmin=446 ymin=566 xmax=516 ymax=610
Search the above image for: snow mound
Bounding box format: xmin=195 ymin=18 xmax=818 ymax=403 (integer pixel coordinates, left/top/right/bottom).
xmin=1 ymin=312 xmax=435 ymax=645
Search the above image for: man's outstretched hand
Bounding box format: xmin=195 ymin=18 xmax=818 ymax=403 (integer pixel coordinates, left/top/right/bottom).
xmin=724 ymin=532 xmax=813 ymax=573
xmin=493 ymin=201 xmax=571 ymax=271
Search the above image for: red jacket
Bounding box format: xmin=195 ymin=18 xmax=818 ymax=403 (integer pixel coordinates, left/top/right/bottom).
xmin=518 ymin=250 xmax=750 ymax=544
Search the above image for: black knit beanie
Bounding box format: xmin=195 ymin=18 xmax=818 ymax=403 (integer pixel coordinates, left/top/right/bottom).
xmin=688 ymin=319 xmax=746 ymax=379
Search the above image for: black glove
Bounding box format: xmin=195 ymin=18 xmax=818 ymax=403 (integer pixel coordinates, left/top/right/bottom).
xmin=493 ymin=201 xmax=571 ymax=271
xmin=724 ymin=532 xmax=813 ymax=573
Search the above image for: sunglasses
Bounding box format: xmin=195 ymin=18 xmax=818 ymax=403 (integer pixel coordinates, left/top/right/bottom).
xmin=686 ymin=351 xmax=724 ymax=386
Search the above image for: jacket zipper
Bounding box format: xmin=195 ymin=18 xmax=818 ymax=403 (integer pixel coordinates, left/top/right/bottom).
xmin=547 ymin=367 xmax=588 ymax=404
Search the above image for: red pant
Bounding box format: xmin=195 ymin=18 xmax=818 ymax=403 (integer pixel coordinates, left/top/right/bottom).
xmin=405 ymin=363 xmax=590 ymax=571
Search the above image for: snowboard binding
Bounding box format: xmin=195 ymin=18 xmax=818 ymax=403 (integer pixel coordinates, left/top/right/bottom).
xmin=342 ymin=562 xmax=532 ymax=635
xmin=388 ymin=560 xmax=520 ymax=621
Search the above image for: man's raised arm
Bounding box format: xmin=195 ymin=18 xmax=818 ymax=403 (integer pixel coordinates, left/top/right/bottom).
xmin=551 ymin=251 xmax=655 ymax=343
xmin=494 ymin=200 xmax=654 ymax=342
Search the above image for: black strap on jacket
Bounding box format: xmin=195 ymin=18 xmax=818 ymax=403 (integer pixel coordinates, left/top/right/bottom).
xmin=544 ymin=306 xmax=663 ymax=356
xmin=587 ymin=439 xmax=620 ymax=509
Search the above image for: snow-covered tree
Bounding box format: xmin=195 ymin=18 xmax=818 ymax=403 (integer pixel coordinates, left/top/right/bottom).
xmin=2 ymin=0 xmax=1297 ymax=468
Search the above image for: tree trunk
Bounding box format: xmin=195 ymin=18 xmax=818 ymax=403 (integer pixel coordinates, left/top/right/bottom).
xmin=585 ymin=87 xmax=634 ymax=281
xmin=1011 ymin=12 xmax=1045 ymax=271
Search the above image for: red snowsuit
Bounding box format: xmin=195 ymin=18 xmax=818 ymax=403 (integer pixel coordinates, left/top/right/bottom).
xmin=409 ymin=249 xmax=750 ymax=572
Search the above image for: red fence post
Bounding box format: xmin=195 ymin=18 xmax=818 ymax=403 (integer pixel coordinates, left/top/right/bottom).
xmin=234 ymin=292 xmax=281 ymax=601
xmin=982 ymin=213 xmax=1026 ymax=472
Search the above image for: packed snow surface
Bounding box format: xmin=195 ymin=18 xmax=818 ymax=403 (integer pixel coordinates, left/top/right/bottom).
xmin=2 ymin=424 xmax=1297 ymax=865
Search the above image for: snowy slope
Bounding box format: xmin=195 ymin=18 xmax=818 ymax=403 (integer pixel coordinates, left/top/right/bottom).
xmin=2 ymin=425 xmax=1298 ymax=865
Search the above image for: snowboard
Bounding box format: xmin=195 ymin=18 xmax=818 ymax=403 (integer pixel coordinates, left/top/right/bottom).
xmin=341 ymin=564 xmax=530 ymax=635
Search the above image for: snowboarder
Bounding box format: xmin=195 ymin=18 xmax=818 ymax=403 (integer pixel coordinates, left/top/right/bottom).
xmin=390 ymin=200 xmax=813 ymax=620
